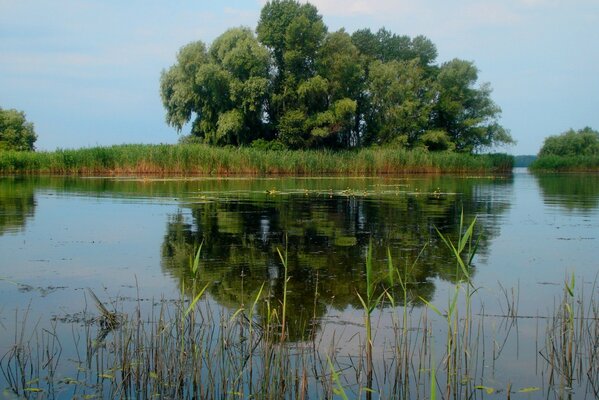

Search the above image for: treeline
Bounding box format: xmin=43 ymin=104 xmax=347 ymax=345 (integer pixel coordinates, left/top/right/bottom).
xmin=160 ymin=0 xmax=513 ymax=153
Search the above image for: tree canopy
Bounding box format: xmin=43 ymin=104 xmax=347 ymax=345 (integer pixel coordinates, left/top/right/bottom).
xmin=538 ymin=127 xmax=599 ymax=157
xmin=160 ymin=0 xmax=513 ymax=153
xmin=0 ymin=108 xmax=37 ymax=151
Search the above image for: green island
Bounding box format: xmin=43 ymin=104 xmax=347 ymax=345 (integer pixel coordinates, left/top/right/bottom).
xmin=1 ymin=0 xmax=518 ymax=175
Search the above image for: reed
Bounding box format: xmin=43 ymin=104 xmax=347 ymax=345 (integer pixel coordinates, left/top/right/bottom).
xmin=2 ymin=238 xmax=598 ymax=399
xmin=529 ymin=154 xmax=599 ymax=171
xmin=0 ymin=144 xmax=514 ymax=175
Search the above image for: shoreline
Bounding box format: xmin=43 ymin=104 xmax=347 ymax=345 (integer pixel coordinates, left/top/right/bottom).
xmin=0 ymin=143 xmax=514 ymax=175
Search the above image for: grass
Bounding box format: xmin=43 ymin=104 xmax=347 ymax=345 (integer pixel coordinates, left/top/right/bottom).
xmin=0 ymin=144 xmax=514 ymax=175
xmin=2 ymin=222 xmax=597 ymax=399
xmin=529 ymin=154 xmax=599 ymax=171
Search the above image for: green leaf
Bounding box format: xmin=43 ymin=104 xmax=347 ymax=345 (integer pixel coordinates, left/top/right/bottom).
xmin=184 ymin=283 xmax=210 ymax=318
xmin=191 ymin=240 xmax=203 ymax=274
xmin=420 ymin=297 xmax=444 ymax=317
xmin=474 ymin=385 xmax=495 ymax=394
xmin=327 ymin=356 xmax=349 ymax=400
xmin=518 ymin=387 xmax=541 ymax=393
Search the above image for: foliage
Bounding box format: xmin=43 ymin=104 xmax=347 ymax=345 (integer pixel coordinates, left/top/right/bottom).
xmin=160 ymin=1 xmax=512 ymax=154
xmin=530 ymin=127 xmax=599 ymax=171
xmin=364 ymin=59 xmax=434 ymax=147
xmin=160 ymin=28 xmax=269 ymax=146
xmin=0 ymin=108 xmax=37 ymax=151
xmin=432 ymin=59 xmax=513 ymax=152
xmin=538 ymin=127 xmax=599 ymax=157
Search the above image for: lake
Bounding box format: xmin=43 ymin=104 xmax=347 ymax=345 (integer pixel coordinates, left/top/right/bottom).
xmin=1 ymin=170 xmax=598 ymax=398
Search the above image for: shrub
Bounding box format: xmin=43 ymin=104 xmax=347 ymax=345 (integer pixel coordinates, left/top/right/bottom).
xmin=0 ymin=108 xmax=37 ymax=151
xmin=538 ymin=127 xmax=599 ymax=157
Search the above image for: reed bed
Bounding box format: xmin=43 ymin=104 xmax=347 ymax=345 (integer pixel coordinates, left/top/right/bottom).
xmin=2 ymin=228 xmax=596 ymax=399
xmin=0 ymin=144 xmax=514 ymax=175
xmin=2 ymin=274 xmax=597 ymax=399
xmin=530 ymin=154 xmax=599 ymax=172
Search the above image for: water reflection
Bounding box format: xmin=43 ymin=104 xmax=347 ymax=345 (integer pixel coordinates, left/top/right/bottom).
xmin=0 ymin=177 xmax=36 ymax=235
xmin=534 ymin=173 xmax=599 ymax=212
xmin=160 ymin=176 xmax=512 ymax=340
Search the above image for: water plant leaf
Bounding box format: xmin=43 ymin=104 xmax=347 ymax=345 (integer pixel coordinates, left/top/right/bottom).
xmin=229 ymin=307 xmax=245 ymax=323
xmin=24 ymin=387 xmax=43 ymax=392
xmin=430 ymin=343 xmax=437 ymax=400
xmin=420 ymin=297 xmax=443 ymax=317
xmin=475 ymin=385 xmax=495 ymax=394
xmin=184 ymin=283 xmax=210 ymax=318
xmin=327 ymin=356 xmax=349 ymax=400
xmin=191 ymin=240 xmax=204 ymax=275
xmin=566 ymin=272 xmax=575 ymax=297
xmin=387 ymin=247 xmax=394 ymax=286
xmin=518 ymin=387 xmax=541 ymax=393
xmin=334 ymin=236 xmax=357 ymax=247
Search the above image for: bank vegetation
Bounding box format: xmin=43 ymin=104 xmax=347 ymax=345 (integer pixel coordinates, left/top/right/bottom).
xmin=0 ymin=144 xmax=513 ymax=175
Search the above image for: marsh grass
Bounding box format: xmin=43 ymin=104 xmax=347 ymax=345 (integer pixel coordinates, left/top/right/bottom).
xmin=2 ymin=240 xmax=598 ymax=399
xmin=530 ymin=154 xmax=599 ymax=171
xmin=0 ymin=144 xmax=514 ymax=175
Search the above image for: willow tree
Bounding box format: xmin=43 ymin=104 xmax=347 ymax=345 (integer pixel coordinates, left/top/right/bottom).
xmin=0 ymin=108 xmax=37 ymax=151
xmin=160 ymin=28 xmax=270 ymax=145
xmin=432 ymin=59 xmax=513 ymax=152
xmin=257 ymin=0 xmax=328 ymax=147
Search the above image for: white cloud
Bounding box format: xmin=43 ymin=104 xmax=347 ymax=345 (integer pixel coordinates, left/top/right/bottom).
xmin=299 ymin=0 xmax=419 ymax=16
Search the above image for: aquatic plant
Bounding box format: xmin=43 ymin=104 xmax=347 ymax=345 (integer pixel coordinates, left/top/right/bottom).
xmin=2 ymin=234 xmax=597 ymax=399
xmin=0 ymin=144 xmax=514 ymax=175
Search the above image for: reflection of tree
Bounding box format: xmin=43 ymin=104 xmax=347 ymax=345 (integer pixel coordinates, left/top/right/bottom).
xmin=161 ymin=176 xmax=512 ymax=341
xmin=0 ymin=177 xmax=36 ymax=235
xmin=534 ymin=173 xmax=599 ymax=212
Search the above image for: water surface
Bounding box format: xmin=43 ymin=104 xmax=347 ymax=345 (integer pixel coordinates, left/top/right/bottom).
xmin=1 ymin=171 xmax=598 ymax=397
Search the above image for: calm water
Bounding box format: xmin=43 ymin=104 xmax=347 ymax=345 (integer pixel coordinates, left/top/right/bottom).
xmin=1 ymin=170 xmax=598 ymax=397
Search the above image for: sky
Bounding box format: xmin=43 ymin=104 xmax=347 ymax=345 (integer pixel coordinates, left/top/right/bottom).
xmin=1 ymin=0 xmax=598 ymax=155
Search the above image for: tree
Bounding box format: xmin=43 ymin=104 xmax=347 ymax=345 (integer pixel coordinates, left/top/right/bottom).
xmin=257 ymin=0 xmax=327 ymax=131
xmin=538 ymin=127 xmax=599 ymax=157
xmin=0 ymin=108 xmax=37 ymax=151
xmin=160 ymin=28 xmax=270 ymax=145
xmin=351 ymin=28 xmax=437 ymax=67
xmin=159 ymin=1 xmax=510 ymax=154
xmin=432 ymin=59 xmax=513 ymax=152
xmin=364 ymin=59 xmax=434 ymax=147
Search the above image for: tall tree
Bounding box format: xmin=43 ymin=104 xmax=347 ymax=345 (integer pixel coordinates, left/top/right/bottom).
xmin=160 ymin=28 xmax=270 ymax=145
xmin=364 ymin=59 xmax=434 ymax=147
xmin=433 ymin=59 xmax=513 ymax=152
xmin=257 ymin=0 xmax=327 ymax=135
xmin=0 ymin=108 xmax=37 ymax=151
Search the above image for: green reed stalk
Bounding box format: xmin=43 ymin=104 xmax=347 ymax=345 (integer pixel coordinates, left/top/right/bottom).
xmin=277 ymin=245 xmax=289 ymax=343
xmin=356 ymin=239 xmax=385 ymax=399
xmin=0 ymin=144 xmax=514 ymax=174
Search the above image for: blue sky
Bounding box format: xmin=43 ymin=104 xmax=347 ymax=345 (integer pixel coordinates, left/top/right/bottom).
xmin=1 ymin=0 xmax=598 ymax=154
